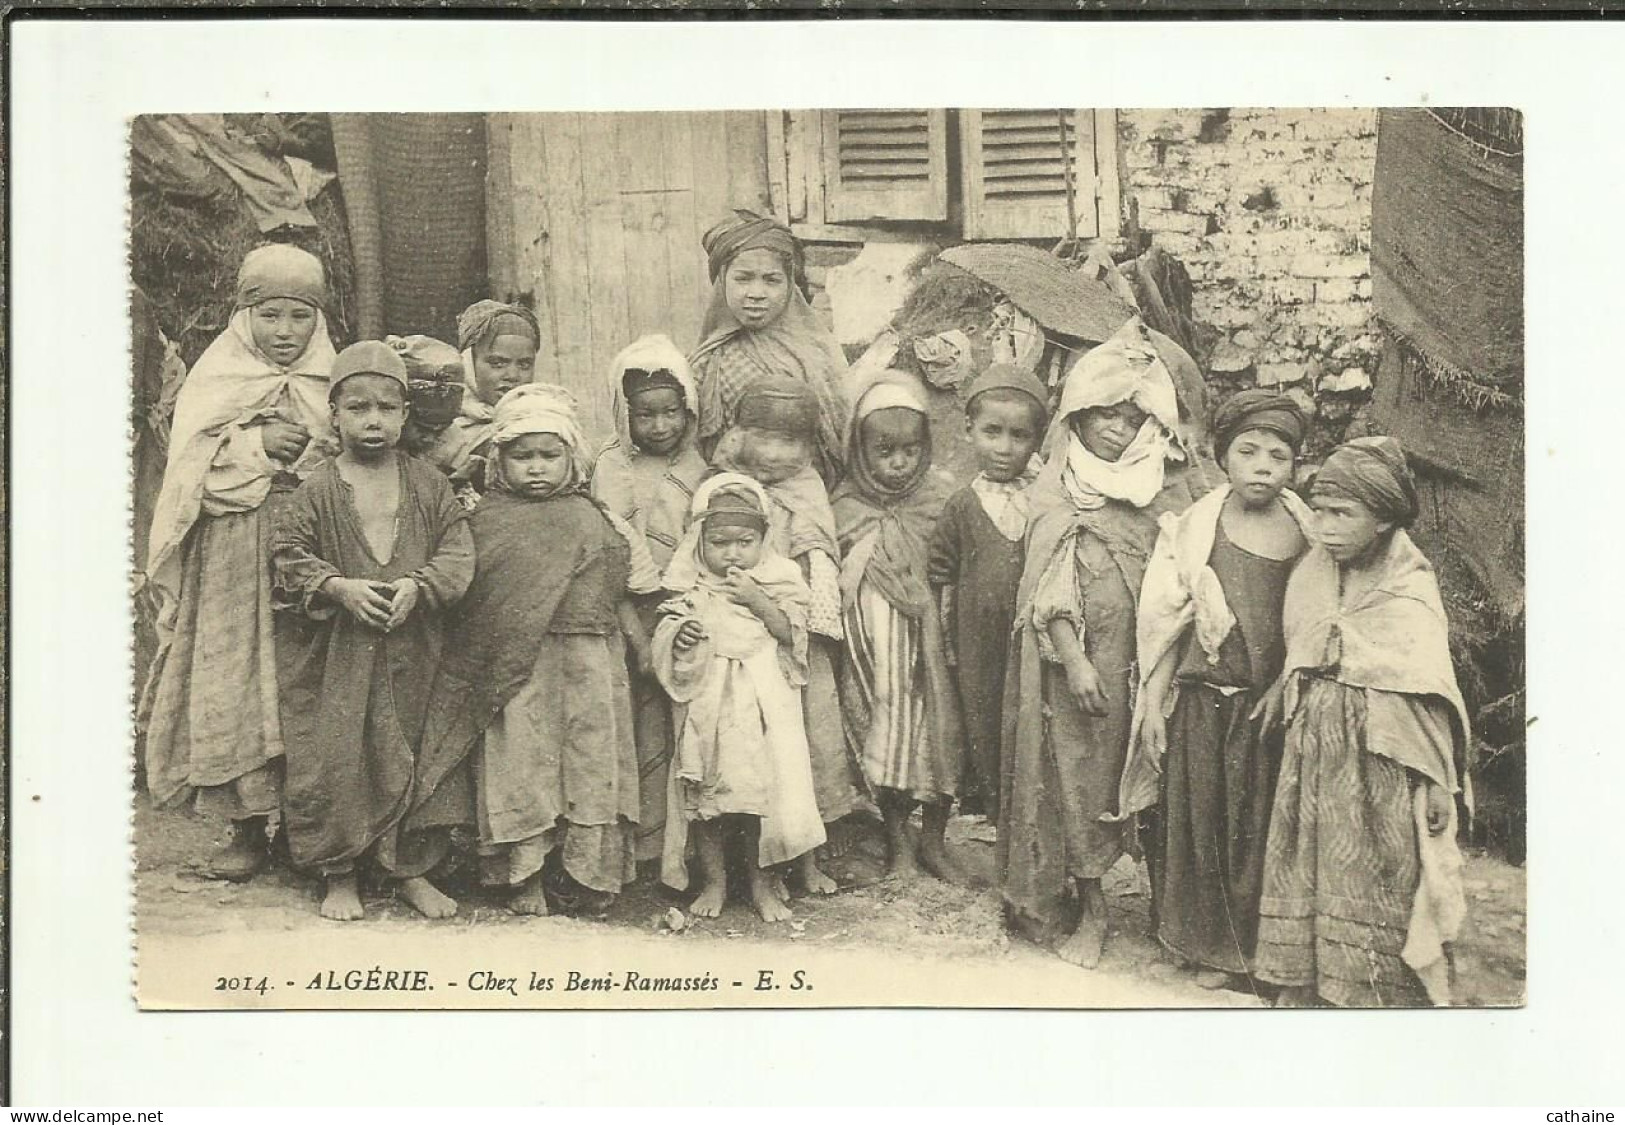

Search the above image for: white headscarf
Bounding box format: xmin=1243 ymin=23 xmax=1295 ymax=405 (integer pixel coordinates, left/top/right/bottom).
xmin=1050 ymin=317 xmax=1184 ymax=511
xmin=486 ymin=382 xmax=590 ymax=491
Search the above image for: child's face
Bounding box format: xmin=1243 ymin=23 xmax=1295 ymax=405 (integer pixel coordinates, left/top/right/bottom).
xmin=723 ymin=248 xmax=791 ymax=330
xmin=859 ymin=407 xmax=927 ymax=492
xmin=400 ymin=416 xmax=451 ymax=455
xmin=737 ymin=426 xmax=812 ymax=485
xmin=1072 ymin=401 xmax=1148 ymax=463
xmin=330 ymin=374 xmax=407 ymax=459
xmin=700 ymin=521 xmax=765 ymax=576
xmin=626 ymin=387 xmax=687 ymax=456
xmin=1311 ymin=494 xmax=1392 ymax=565
xmin=472 ymin=334 xmax=537 ymax=406
xmin=498 ymin=433 xmax=573 ymax=499
xmin=249 ymin=298 xmax=319 ymax=366
xmin=966 ymin=393 xmax=1044 ymax=483
xmin=1223 ymin=427 xmax=1296 ymax=509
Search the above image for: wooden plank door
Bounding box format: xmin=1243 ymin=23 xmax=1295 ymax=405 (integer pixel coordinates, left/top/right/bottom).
xmin=505 ymin=111 xmax=772 ymax=444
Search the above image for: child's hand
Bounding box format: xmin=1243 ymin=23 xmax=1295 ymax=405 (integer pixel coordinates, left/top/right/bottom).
xmin=261 ymin=419 xmax=311 ymax=464
xmin=383 ymin=578 xmax=420 ymax=631
xmin=1424 ymin=781 xmax=1453 ymax=837
xmin=1138 ymin=710 xmax=1167 ymax=763
xmin=323 ymin=577 xmax=393 ymax=629
xmin=1065 ymin=657 xmax=1109 ymax=717
xmin=1250 ymin=677 xmax=1287 ymax=733
xmin=724 ymin=568 xmax=771 ymax=616
xmin=672 ymin=619 xmax=707 ymax=652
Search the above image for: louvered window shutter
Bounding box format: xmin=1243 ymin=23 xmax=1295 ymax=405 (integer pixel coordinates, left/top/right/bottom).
xmin=820 ymin=109 xmax=949 ymax=223
xmin=961 ymin=109 xmax=1099 ymax=240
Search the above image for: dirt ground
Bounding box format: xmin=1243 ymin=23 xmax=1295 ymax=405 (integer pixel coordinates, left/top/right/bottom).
xmin=135 ymin=801 xmax=1526 ymax=1009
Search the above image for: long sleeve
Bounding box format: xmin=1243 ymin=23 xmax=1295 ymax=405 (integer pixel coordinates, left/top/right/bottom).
xmin=411 ymin=518 xmax=475 ymax=611
xmin=1029 ymin=530 xmax=1084 ymax=664
xmin=270 ymin=479 xmax=341 ymax=618
xmin=927 ymin=498 xmax=963 ymax=588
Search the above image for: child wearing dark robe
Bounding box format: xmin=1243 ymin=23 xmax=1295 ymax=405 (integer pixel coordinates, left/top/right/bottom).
xmin=143 ymin=245 xmax=337 ymax=881
xmin=652 ymin=474 xmax=826 ymax=922
xmin=1120 ymin=389 xmax=1313 ymax=990
xmin=270 ymin=341 xmax=475 ymax=921
xmin=832 ymin=374 xmax=966 ymax=883
xmin=1253 ymin=437 xmax=1470 ymax=1007
xmin=416 ymin=385 xmax=643 ymax=916
xmin=926 ymin=364 xmax=1050 ymax=821
xmin=590 ymin=335 xmax=712 ymax=865
xmin=1001 ymin=317 xmax=1207 ymax=969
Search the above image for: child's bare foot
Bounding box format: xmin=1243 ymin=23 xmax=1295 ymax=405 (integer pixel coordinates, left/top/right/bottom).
xmin=749 ymin=867 xmax=794 ymax=923
xmin=1054 ymin=914 xmax=1106 ymax=968
xmin=205 ymin=818 xmax=268 ymax=882
xmin=690 ymin=881 xmax=726 ymax=918
xmin=1272 ymin=985 xmax=1318 ymax=1008
xmin=320 ymin=874 xmax=365 ymax=922
xmin=917 ymin=835 xmax=972 ymax=886
xmin=885 ymin=845 xmax=923 ymax=882
xmin=399 ymin=876 xmax=458 ymax=919
xmin=797 ymin=852 xmax=838 ymax=895
xmin=509 ymin=873 xmax=550 ymax=916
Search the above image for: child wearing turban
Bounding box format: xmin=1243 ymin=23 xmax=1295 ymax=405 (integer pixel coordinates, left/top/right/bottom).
xmin=1122 ymin=388 xmax=1314 ymax=989
xmin=1251 ymin=435 xmax=1471 ymax=1006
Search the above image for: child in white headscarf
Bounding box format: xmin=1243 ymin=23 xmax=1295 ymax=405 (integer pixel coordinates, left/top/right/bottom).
xmin=999 ymin=317 xmax=1208 ymax=970
xmin=652 ymin=473 xmax=826 ymax=923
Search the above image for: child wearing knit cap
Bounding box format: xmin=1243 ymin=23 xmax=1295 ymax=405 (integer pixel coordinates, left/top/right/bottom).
xmin=927 ymin=364 xmax=1051 ymax=823
xmin=270 ymin=341 xmax=475 ymax=921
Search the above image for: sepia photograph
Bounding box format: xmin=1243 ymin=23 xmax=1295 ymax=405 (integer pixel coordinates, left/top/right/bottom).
xmin=126 ymin=104 xmax=1525 ymax=1011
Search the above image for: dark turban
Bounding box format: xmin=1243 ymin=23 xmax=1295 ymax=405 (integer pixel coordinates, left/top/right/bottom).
xmin=1311 ymin=435 xmax=1418 ymax=527
xmin=735 ymin=374 xmax=820 ymax=437
xmin=622 ymin=366 xmax=686 ymax=400
xmin=1212 ymin=388 xmax=1309 ymax=459
xmin=701 ymin=209 xmax=801 ymax=282
xmin=456 ymin=299 xmax=540 ymax=354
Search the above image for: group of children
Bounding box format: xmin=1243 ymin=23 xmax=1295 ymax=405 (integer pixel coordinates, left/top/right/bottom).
xmin=143 ymin=211 xmax=1473 ymax=1007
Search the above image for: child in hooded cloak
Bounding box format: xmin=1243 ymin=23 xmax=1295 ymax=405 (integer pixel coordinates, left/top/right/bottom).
xmin=590 ymin=335 xmax=712 ymax=865
xmin=1253 ymin=437 xmax=1470 ymax=1007
xmin=833 ymin=374 xmax=967 ymax=883
xmin=652 ymin=474 xmax=826 ymax=922
xmin=415 ymin=385 xmax=643 ymax=915
xmin=1000 ymin=317 xmax=1208 ymax=969
xmin=714 ymin=374 xmax=869 ymax=883
xmin=270 ymin=341 xmax=475 ymax=921
xmin=142 ymin=244 xmax=338 ymax=881
xmin=1120 ymin=388 xmax=1314 ymax=988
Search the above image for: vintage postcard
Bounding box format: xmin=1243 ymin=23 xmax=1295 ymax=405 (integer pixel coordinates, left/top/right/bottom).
xmin=127 ymin=104 xmax=1525 ymax=1011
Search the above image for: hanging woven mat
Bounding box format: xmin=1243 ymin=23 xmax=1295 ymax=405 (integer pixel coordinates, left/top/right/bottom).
xmin=939 ymin=243 xmax=1135 ymax=344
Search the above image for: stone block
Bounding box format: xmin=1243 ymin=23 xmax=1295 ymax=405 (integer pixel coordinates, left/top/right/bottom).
xmin=1288 ymin=252 xmax=1369 ymax=280
xmin=1256 ymin=362 xmax=1307 ymax=387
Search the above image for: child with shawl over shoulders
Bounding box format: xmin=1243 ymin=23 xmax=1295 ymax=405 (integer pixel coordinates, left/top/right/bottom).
xmin=589 ymin=335 xmax=712 ymax=865
xmin=1000 ymin=316 xmax=1208 ymax=970
xmin=1252 ymin=437 xmax=1470 ymax=1008
xmin=690 ymin=210 xmax=851 ymax=487
xmin=652 ymin=474 xmax=827 ymax=922
xmin=833 ymin=374 xmax=968 ymax=884
xmin=270 ymin=342 xmax=476 ymax=921
xmin=1118 ymin=389 xmax=1314 ymax=990
xmin=714 ymin=374 xmax=870 ymax=885
xmin=926 ymin=364 xmax=1052 ymax=822
xmin=141 ymin=244 xmax=339 ymax=882
xmin=414 ymin=385 xmax=644 ymax=916
xmin=420 ymin=299 xmax=542 ymax=501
